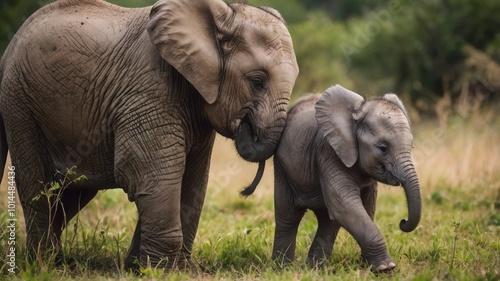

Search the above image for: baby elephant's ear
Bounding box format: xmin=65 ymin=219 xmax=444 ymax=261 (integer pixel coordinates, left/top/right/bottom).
xmin=315 ymin=85 xmax=364 ymax=168
xmin=383 ymin=93 xmax=408 ymax=118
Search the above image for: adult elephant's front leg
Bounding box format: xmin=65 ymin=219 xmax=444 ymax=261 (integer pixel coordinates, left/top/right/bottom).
xmin=135 ymin=179 xmax=184 ymax=269
xmin=115 ymin=128 xmax=187 ymax=269
xmin=179 ymin=132 xmax=216 ymax=269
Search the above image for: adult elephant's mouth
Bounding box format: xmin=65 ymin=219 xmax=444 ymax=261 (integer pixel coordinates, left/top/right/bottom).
xmin=231 ymin=114 xmax=256 ymax=139
xmin=232 ymin=102 xmax=285 ymax=163
xmin=235 ymin=121 xmax=273 ymax=162
xmin=230 ymin=105 xmax=260 ymax=137
xmin=233 ymin=107 xmax=278 ymax=163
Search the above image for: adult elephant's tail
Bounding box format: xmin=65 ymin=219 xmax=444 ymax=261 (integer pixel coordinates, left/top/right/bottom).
xmin=240 ymin=161 xmax=265 ymax=197
xmin=0 ymin=114 xmax=8 ymax=181
xmin=0 ymin=57 xmax=7 ymax=182
xmin=0 ymin=53 xmax=8 ymax=182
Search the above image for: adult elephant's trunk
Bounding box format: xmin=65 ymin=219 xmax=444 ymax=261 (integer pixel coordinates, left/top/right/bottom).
xmin=235 ymin=99 xmax=287 ymax=163
xmin=395 ymin=155 xmax=422 ymax=232
xmin=236 ymin=122 xmax=279 ymax=162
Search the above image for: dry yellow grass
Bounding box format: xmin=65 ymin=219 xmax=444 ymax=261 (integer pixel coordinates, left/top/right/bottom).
xmin=1 ymin=110 xmax=498 ymax=237
xmin=0 ymin=109 xmax=498 ymax=279
xmin=412 ymin=110 xmax=499 ymax=191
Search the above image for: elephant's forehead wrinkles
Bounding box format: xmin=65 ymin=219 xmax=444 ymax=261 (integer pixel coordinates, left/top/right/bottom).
xmin=235 ymin=9 xmax=286 ymax=43
xmin=366 ymin=110 xmax=410 ymax=134
xmin=371 ymin=105 xmax=406 ymax=122
xmin=264 ymin=38 xmax=283 ymax=58
xmin=242 ymin=21 xmax=284 ymax=47
xmin=378 ymin=114 xmax=409 ymax=129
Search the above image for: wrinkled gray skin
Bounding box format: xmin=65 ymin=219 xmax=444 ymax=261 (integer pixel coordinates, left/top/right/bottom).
xmin=244 ymin=85 xmax=421 ymax=272
xmin=0 ymin=0 xmax=298 ymax=270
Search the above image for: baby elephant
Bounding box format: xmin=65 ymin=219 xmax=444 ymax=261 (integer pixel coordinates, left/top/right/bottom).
xmin=243 ymin=85 xmax=422 ymax=272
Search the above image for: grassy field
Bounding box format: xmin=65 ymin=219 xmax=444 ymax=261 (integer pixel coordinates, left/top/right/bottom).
xmin=0 ymin=109 xmax=499 ymax=280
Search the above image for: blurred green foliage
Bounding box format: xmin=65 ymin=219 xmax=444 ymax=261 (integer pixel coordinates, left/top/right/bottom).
xmin=1 ymin=0 xmax=498 ymax=116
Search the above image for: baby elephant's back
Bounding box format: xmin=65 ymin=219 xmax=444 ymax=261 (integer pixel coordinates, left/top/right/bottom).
xmin=276 ymin=94 xmax=321 ymax=185
xmin=285 ymin=94 xmax=321 ymax=139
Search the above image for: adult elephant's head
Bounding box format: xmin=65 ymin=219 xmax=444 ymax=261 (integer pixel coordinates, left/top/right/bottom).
xmin=148 ymin=0 xmax=299 ymax=162
xmin=315 ymin=85 xmax=422 ymax=233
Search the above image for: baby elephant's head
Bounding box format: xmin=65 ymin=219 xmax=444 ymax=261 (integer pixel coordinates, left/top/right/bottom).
xmin=315 ymin=85 xmax=421 ymax=232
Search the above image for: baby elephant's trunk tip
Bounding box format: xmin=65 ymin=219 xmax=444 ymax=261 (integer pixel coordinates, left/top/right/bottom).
xmin=240 ymin=161 xmax=265 ymax=197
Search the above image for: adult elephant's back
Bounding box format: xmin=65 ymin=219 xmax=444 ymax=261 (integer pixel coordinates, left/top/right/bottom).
xmin=0 ymin=0 xmax=165 ymax=179
xmin=3 ymin=0 xmax=153 ymax=117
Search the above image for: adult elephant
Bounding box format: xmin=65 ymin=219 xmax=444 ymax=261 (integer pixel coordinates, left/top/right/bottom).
xmin=0 ymin=0 xmax=298 ymax=270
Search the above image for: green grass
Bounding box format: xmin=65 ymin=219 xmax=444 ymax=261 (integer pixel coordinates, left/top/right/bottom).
xmin=1 ymin=112 xmax=499 ymax=280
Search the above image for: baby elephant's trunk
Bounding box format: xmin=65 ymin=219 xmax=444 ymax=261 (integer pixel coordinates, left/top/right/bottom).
xmin=240 ymin=161 xmax=265 ymax=197
xmin=397 ymin=158 xmax=422 ymax=232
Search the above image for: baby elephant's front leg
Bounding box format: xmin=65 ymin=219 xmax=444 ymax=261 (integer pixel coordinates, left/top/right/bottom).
xmin=324 ymin=184 xmax=395 ymax=272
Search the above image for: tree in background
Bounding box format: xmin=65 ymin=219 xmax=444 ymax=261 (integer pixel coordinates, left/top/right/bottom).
xmin=1 ymin=0 xmax=498 ymax=116
xmin=283 ymin=0 xmax=498 ymax=117
xmin=302 ymin=0 xmax=384 ymax=20
xmin=0 ymin=0 xmax=156 ymax=53
xmin=0 ymin=0 xmax=46 ymax=52
xmin=346 ymin=0 xmax=500 ymax=115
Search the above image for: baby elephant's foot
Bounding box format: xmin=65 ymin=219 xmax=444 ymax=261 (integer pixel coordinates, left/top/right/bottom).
xmin=371 ymin=260 xmax=396 ymax=272
xmin=363 ymin=256 xmax=396 ymax=272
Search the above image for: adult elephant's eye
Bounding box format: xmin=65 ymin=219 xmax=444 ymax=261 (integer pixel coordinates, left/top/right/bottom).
xmin=247 ymin=71 xmax=268 ymax=93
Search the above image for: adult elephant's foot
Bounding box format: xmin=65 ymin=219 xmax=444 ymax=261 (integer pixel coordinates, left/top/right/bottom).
xmin=178 ymin=256 xmax=200 ymax=273
xmin=54 ymin=253 xmax=76 ymax=270
xmin=124 ymin=255 xmax=140 ymax=275
xmin=124 ymin=255 xmax=196 ymax=275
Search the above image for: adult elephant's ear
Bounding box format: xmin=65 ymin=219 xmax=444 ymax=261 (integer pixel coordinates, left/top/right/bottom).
xmin=147 ymin=0 xmax=232 ymax=104
xmin=315 ymin=85 xmax=364 ymax=168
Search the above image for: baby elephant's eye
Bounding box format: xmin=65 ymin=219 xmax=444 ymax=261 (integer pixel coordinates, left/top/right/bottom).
xmin=376 ymin=144 xmax=389 ymax=153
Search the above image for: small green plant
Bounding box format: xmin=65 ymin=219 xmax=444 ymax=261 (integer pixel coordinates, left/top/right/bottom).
xmin=29 ymin=167 xmax=87 ymax=268
xmin=32 ymin=167 xmax=87 ymax=227
xmin=32 ymin=166 xmax=88 ymax=202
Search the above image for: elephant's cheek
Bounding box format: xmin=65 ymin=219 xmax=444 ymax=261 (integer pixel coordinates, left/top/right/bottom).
xmin=206 ymin=108 xmax=233 ymax=138
xmin=230 ymin=118 xmax=242 ymax=136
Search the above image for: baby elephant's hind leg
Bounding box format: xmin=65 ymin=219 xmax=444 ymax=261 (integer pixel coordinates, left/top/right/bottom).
xmin=272 ymin=161 xmax=306 ymax=264
xmin=307 ymin=209 xmax=341 ymax=268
